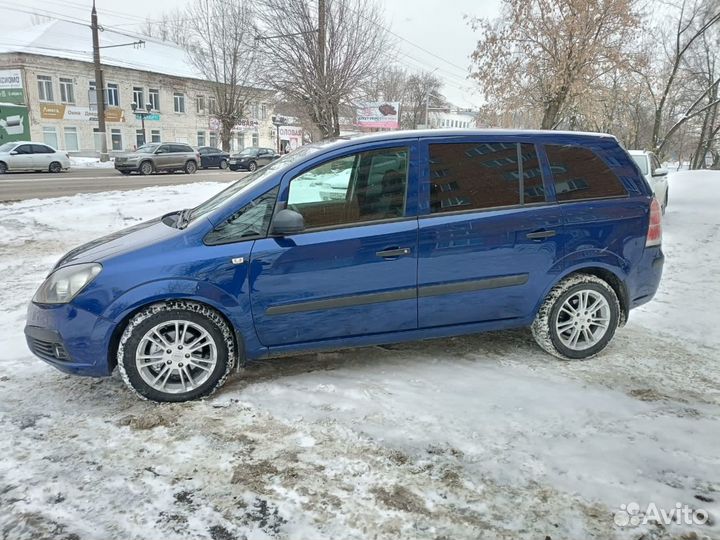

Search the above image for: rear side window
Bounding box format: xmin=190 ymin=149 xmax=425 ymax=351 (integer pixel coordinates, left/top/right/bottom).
xmin=171 ymin=144 xmax=193 ymax=153
xmin=546 ymin=145 xmax=627 ymax=202
xmin=428 ymin=142 xmax=545 ymax=214
xmin=32 ymin=144 xmax=53 ymax=154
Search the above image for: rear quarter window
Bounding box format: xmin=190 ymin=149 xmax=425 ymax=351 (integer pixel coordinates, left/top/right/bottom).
xmin=546 ymin=145 xmax=628 ymax=202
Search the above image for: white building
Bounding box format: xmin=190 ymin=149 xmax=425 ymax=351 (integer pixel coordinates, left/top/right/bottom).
xmin=429 ymin=109 xmax=478 ymax=129
xmin=0 ymin=20 xmax=276 ymax=154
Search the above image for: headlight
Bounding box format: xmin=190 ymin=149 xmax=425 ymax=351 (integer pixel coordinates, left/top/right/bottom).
xmin=33 ymin=263 xmax=102 ymax=304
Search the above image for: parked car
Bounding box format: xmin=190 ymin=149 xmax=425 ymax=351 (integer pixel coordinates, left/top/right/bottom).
xmin=228 ymin=147 xmax=279 ymax=171
xmin=629 ymin=150 xmax=669 ymax=213
xmin=26 ymin=129 xmax=664 ymax=402
xmin=114 ymin=143 xmax=200 ymax=175
xmin=0 ymin=141 xmax=70 ymax=174
xmin=197 ymin=146 xmax=230 ymax=170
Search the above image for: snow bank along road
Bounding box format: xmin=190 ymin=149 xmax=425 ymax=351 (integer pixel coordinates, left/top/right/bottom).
xmin=0 ymin=172 xmax=718 ymax=540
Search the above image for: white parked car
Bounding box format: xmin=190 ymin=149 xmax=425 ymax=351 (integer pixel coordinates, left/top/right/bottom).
xmin=629 ymin=150 xmax=669 ymax=213
xmin=0 ymin=141 xmax=71 ymax=174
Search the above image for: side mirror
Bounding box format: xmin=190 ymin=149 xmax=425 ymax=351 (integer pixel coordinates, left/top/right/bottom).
xmin=9 ymin=151 xmax=18 ymax=155
xmin=652 ymin=167 xmax=668 ymax=177
xmin=156 ymin=149 xmax=165 ymax=154
xmin=271 ymin=209 xmax=304 ymax=236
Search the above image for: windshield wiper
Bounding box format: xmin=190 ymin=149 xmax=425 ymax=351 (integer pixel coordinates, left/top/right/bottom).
xmin=177 ymin=208 xmax=193 ymax=229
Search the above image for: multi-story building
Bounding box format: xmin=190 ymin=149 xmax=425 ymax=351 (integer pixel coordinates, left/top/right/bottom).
xmin=429 ymin=109 xmax=479 ymax=129
xmin=0 ymin=20 xmax=276 ymax=154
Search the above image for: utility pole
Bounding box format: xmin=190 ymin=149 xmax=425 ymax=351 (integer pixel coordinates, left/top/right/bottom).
xmin=318 ymin=0 xmax=327 ymax=137
xmin=91 ymin=1 xmax=108 ymax=162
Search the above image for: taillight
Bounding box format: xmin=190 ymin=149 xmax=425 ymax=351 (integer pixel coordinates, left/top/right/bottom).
xmin=646 ymin=197 xmax=662 ymax=247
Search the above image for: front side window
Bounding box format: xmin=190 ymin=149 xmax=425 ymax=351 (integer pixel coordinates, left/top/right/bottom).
xmin=428 ymin=142 xmax=545 ymax=214
xmin=37 ymin=75 xmax=53 ymax=101
xmin=15 ymin=144 xmax=33 ymax=154
xmin=205 ymin=187 xmax=278 ymax=245
xmin=174 ymin=93 xmax=185 ymax=113
xmin=59 ymin=78 xmax=74 ymax=103
xmin=287 ymin=146 xmax=409 ymax=229
xmin=546 ymin=145 xmax=627 ymax=202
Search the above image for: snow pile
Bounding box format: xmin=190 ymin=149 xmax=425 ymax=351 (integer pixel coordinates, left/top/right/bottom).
xmin=69 ymin=156 xmax=115 ymax=169
xmin=0 ymin=173 xmax=719 ymax=539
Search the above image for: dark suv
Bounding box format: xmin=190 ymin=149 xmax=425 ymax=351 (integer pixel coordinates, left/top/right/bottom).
xmin=228 ymin=147 xmax=279 ymax=171
xmin=26 ymin=129 xmax=664 ymax=402
xmin=114 ymin=143 xmax=200 ymax=175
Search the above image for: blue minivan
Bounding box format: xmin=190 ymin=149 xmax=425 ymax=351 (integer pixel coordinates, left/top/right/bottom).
xmin=25 ymin=130 xmax=664 ymax=402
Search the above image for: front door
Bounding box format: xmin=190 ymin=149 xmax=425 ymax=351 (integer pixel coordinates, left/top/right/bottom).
xmin=417 ymin=138 xmax=564 ymax=327
xmin=249 ymin=142 xmax=419 ymax=347
xmin=11 ymin=144 xmax=34 ymax=170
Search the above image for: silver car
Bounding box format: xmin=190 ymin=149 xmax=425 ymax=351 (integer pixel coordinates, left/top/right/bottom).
xmin=0 ymin=141 xmax=70 ymax=174
xmin=114 ymin=143 xmax=200 ymax=175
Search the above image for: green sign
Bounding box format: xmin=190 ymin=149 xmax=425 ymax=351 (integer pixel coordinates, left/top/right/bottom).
xmin=0 ymin=103 xmax=30 ymax=144
xmin=0 ymin=70 xmax=25 ymax=105
xmin=135 ymin=113 xmax=160 ymax=121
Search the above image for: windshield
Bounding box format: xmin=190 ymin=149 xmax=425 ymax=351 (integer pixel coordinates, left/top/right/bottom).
xmin=631 ymin=154 xmax=648 ymax=175
xmin=237 ymin=148 xmax=256 ymax=156
xmin=189 ymin=144 xmax=325 ymax=221
xmin=0 ymin=142 xmax=16 ymax=152
xmin=137 ymin=144 xmax=160 ymax=154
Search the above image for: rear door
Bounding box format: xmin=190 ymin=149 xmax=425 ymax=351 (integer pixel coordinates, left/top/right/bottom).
xmin=417 ymin=137 xmax=564 ymax=327
xmin=249 ymin=141 xmax=420 ymax=347
xmin=32 ymin=144 xmax=55 ymax=170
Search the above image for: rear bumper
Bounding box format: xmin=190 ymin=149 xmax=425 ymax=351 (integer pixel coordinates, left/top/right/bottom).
xmin=628 ymin=246 xmax=664 ymax=309
xmin=24 ymin=301 xmax=115 ymax=377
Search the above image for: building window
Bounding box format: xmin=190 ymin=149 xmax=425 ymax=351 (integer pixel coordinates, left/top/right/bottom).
xmin=37 ymin=75 xmax=53 ymax=102
xmin=132 ymin=86 xmax=145 ymax=109
xmin=173 ymin=92 xmax=185 ymax=113
xmin=197 ymin=131 xmax=206 ymax=146
xmin=63 ymin=127 xmax=79 ymax=151
xmin=151 ymin=129 xmax=161 ymax=143
xmin=208 ymin=96 xmax=217 ymax=115
xmin=110 ymin=128 xmax=123 ymax=151
xmin=260 ymin=103 xmax=267 ymax=120
xmin=209 ymin=132 xmax=217 ymax=148
xmin=59 ymin=78 xmax=74 ymax=104
xmin=106 ymin=83 xmax=119 ymax=107
xmin=149 ymin=89 xmax=160 ymax=111
xmin=42 ymin=126 xmax=58 ymax=148
xmin=196 ymin=95 xmax=205 ymax=115
xmin=136 ymin=129 xmax=146 ymax=147
xmin=252 ymin=132 xmax=259 ymax=147
xmin=89 ymin=81 xmax=97 ymax=107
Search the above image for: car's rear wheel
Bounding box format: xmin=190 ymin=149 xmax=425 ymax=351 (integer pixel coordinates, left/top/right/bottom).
xmin=139 ymin=161 xmax=154 ymax=175
xmin=49 ymin=161 xmax=62 ymax=173
xmin=117 ymin=301 xmax=235 ymax=402
xmin=185 ymin=160 xmax=197 ymax=174
xmin=531 ymin=274 xmax=620 ymax=360
xmin=0 ymin=161 xmax=7 ymax=174
xmin=219 ymin=158 xmax=228 ymax=170
xmin=248 ymin=161 xmax=257 ymax=172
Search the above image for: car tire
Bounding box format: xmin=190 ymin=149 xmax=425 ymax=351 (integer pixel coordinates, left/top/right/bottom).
xmin=248 ymin=161 xmax=257 ymax=172
xmin=139 ymin=161 xmax=154 ymax=175
xmin=0 ymin=161 xmax=6 ymax=174
xmin=185 ymin=160 xmax=197 ymax=174
xmin=219 ymin=159 xmax=228 ymax=170
xmin=117 ymin=300 xmax=236 ymax=402
xmin=49 ymin=161 xmax=62 ymax=173
xmin=531 ymin=273 xmax=620 ymax=360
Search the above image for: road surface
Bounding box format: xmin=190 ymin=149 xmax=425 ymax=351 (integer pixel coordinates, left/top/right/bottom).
xmin=0 ymin=168 xmax=243 ymax=202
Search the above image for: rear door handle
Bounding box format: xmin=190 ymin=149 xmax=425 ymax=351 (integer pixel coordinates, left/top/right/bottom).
xmin=526 ymin=230 xmax=556 ymax=240
xmin=376 ymin=247 xmax=412 ymax=258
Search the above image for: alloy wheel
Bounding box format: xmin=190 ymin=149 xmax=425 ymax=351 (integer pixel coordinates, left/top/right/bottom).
xmin=554 ymin=290 xmax=611 ymax=351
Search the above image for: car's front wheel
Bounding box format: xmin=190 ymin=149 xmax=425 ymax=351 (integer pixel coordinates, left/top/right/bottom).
xmin=0 ymin=161 xmax=7 ymax=174
xmin=117 ymin=301 xmax=235 ymax=402
xmin=139 ymin=161 xmax=154 ymax=175
xmin=248 ymin=161 xmax=257 ymax=172
xmin=531 ymin=274 xmax=620 ymax=360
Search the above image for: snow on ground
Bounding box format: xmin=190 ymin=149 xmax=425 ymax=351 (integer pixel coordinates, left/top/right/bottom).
xmin=69 ymin=157 xmax=115 ymax=169
xmin=1 ymin=173 xmax=719 ymax=540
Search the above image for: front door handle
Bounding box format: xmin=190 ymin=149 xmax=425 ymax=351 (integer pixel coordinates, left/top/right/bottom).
xmin=376 ymin=247 xmax=411 ymax=258
xmin=526 ymin=230 xmax=556 ymax=240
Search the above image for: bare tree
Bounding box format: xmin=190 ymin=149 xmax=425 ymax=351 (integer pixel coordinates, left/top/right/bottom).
xmin=401 ymin=71 xmax=446 ymax=129
xmin=258 ymin=0 xmax=391 ymax=139
xmin=184 ymin=0 xmax=262 ymax=151
xmin=469 ymin=0 xmax=641 ymax=129
xmin=140 ymin=8 xmax=190 ymax=47
xmin=363 ymin=67 xmax=409 ymax=102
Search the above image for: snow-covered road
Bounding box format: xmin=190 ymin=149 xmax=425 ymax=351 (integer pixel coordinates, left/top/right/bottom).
xmin=0 ymin=173 xmax=718 ymax=539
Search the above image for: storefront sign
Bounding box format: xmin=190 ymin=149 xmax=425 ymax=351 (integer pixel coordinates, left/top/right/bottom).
xmin=0 ymin=103 xmax=29 ymax=143
xmin=356 ymin=101 xmax=400 ymax=129
xmin=40 ymin=104 xmax=125 ymax=122
xmin=0 ymin=70 xmax=24 ymax=105
xmin=209 ymin=117 xmax=259 ymax=132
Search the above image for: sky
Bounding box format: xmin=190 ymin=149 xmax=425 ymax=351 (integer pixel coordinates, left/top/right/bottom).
xmin=1 ymin=0 xmax=503 ymax=108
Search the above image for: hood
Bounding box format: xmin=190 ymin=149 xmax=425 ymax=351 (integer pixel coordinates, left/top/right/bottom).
xmin=54 ymin=217 xmax=177 ymax=269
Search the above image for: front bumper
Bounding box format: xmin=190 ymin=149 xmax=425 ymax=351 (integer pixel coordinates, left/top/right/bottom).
xmin=115 ymin=164 xmax=139 ymax=172
xmin=24 ymin=301 xmax=116 ymax=377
